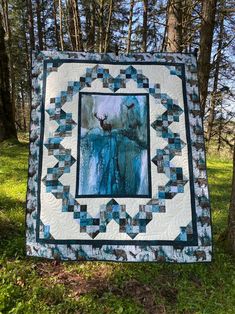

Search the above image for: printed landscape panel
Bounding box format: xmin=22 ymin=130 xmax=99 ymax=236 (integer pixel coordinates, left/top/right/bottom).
xmin=77 ymin=93 xmax=151 ymax=198
xmin=26 ymin=51 xmax=212 ymax=263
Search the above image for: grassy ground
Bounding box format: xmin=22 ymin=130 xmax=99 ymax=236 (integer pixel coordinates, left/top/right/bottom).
xmin=0 ymin=136 xmax=234 ymax=314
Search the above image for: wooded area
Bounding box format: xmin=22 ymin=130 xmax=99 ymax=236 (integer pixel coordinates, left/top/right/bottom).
xmin=0 ymin=1 xmax=235 ymax=312
xmin=0 ymin=0 xmax=234 ymax=145
xmin=0 ymin=0 xmax=234 ymax=147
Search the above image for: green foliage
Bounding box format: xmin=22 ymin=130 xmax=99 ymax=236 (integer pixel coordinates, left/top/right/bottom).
xmin=0 ymin=138 xmax=234 ymax=314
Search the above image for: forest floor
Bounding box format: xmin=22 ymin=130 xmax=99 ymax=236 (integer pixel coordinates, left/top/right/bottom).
xmin=0 ymin=134 xmax=234 ymax=314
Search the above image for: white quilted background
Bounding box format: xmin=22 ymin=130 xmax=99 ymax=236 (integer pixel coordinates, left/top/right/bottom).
xmin=40 ymin=62 xmax=192 ymax=241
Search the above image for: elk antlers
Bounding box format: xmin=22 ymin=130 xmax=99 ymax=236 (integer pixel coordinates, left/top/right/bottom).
xmin=94 ymin=112 xmax=112 ymax=132
xmin=94 ymin=112 xmax=107 ymax=122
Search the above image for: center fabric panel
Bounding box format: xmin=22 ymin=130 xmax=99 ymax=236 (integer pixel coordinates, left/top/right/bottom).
xmin=26 ymin=52 xmax=212 ymax=263
xmin=77 ymin=93 xmax=151 ymax=198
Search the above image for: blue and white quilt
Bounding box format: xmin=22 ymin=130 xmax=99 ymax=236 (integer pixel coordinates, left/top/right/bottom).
xmin=26 ymin=51 xmax=212 ymax=262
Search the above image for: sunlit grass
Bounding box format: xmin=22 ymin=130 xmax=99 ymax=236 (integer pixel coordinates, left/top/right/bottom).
xmin=0 ymin=137 xmax=234 ymax=313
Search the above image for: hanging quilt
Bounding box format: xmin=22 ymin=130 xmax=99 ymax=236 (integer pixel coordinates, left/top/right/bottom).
xmin=26 ymin=51 xmax=212 ymax=263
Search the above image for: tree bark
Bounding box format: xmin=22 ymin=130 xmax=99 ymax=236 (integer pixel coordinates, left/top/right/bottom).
xmin=67 ymin=0 xmax=76 ymax=51
xmin=206 ymin=95 xmax=216 ymax=144
xmin=41 ymin=0 xmax=46 ymax=48
xmin=59 ymin=0 xmax=64 ymax=50
xmin=22 ymin=10 xmax=31 ymax=107
xmin=165 ymin=0 xmax=182 ymax=52
xmin=1 ymin=0 xmax=16 ymax=124
xmin=217 ymin=105 xmax=223 ymax=152
xmin=53 ymin=0 xmax=60 ymax=50
xmin=126 ymin=0 xmax=134 ymax=54
xmin=142 ymin=0 xmax=148 ymax=52
xmin=104 ymin=0 xmax=114 ymax=53
xmin=20 ymin=84 xmax=27 ymax=131
xmin=181 ymin=0 xmax=193 ymax=52
xmin=161 ymin=2 xmax=168 ymax=52
xmin=207 ymin=7 xmax=224 ymax=143
xmin=35 ymin=0 xmax=44 ymax=50
xmin=227 ymin=143 xmax=235 ymax=255
xmin=27 ymin=0 xmax=35 ymax=51
xmin=86 ymin=2 xmax=95 ymax=51
xmin=67 ymin=0 xmax=84 ymax=51
xmin=0 ymin=12 xmax=17 ymax=141
xmin=99 ymin=0 xmax=104 ymax=53
xmin=73 ymin=0 xmax=83 ymax=51
xmin=198 ymin=0 xmax=217 ymax=116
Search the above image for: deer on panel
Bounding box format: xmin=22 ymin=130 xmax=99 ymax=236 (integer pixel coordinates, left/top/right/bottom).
xmin=94 ymin=113 xmax=112 ymax=132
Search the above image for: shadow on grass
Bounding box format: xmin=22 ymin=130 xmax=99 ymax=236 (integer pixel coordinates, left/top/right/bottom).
xmin=0 ymin=210 xmax=25 ymax=258
xmin=1 ymin=138 xmax=235 ymax=313
xmin=0 ymin=191 xmax=26 ymax=211
xmin=0 ymin=140 xmax=28 ymax=162
xmin=17 ymin=247 xmax=234 ymax=314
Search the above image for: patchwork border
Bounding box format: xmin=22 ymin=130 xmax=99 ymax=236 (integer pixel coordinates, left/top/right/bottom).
xmin=26 ymin=52 xmax=212 ymax=263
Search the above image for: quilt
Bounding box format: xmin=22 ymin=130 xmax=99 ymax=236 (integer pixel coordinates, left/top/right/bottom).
xmin=26 ymin=51 xmax=212 ymax=263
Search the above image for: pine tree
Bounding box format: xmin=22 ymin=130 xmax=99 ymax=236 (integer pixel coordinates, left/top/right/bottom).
xmin=35 ymin=0 xmax=44 ymax=50
xmin=126 ymin=0 xmax=134 ymax=53
xmin=0 ymin=11 xmax=17 ymax=141
xmin=198 ymin=0 xmax=217 ymax=116
xmin=206 ymin=4 xmax=224 ymax=143
xmin=165 ymin=0 xmax=182 ymax=52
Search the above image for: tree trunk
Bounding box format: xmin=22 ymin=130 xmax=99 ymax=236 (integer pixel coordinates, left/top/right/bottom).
xmin=27 ymin=0 xmax=35 ymax=51
xmin=67 ymin=0 xmax=76 ymax=50
xmin=207 ymin=7 xmax=224 ymax=143
xmin=0 ymin=12 xmax=17 ymax=141
xmin=181 ymin=0 xmax=193 ymax=52
xmin=99 ymin=0 xmax=104 ymax=53
xmin=142 ymin=0 xmax=148 ymax=52
xmin=22 ymin=10 xmax=31 ymax=108
xmin=104 ymin=0 xmax=114 ymax=53
xmin=73 ymin=0 xmax=83 ymax=51
xmin=86 ymin=2 xmax=95 ymax=52
xmin=198 ymin=0 xmax=217 ymax=116
xmin=53 ymin=0 xmax=60 ymax=50
xmin=67 ymin=0 xmax=84 ymax=51
xmin=20 ymin=84 xmax=27 ymax=131
xmin=227 ymin=143 xmax=235 ymax=254
xmin=36 ymin=0 xmax=44 ymax=50
xmin=217 ymin=105 xmax=223 ymax=152
xmin=126 ymin=0 xmax=134 ymax=54
xmin=59 ymin=0 xmax=64 ymax=50
xmin=165 ymin=0 xmax=182 ymax=52
xmin=41 ymin=0 xmax=46 ymax=48
xmin=161 ymin=3 xmax=168 ymax=52
xmin=1 ymin=0 xmax=16 ymax=124
xmin=206 ymin=95 xmax=216 ymax=144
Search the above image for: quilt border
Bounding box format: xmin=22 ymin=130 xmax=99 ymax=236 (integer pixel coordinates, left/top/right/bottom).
xmin=26 ymin=51 xmax=212 ymax=263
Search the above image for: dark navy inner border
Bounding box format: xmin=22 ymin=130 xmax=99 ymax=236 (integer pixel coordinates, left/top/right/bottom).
xmin=75 ymin=92 xmax=152 ymax=199
xmin=36 ymin=59 xmax=198 ymax=246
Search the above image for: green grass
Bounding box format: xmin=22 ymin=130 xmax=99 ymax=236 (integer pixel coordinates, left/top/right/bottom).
xmin=0 ymin=137 xmax=234 ymax=314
